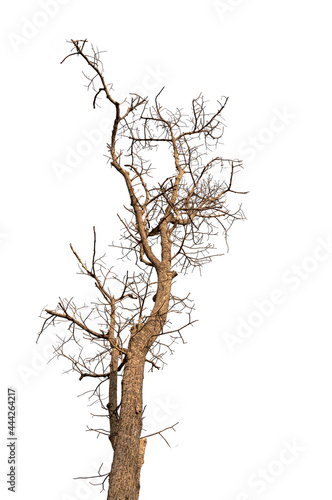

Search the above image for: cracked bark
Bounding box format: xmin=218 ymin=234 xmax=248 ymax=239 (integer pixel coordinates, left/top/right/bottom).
xmin=107 ymin=267 xmax=174 ymax=500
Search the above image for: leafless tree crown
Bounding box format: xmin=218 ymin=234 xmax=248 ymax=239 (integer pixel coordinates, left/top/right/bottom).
xmin=39 ymin=39 xmax=245 ymax=498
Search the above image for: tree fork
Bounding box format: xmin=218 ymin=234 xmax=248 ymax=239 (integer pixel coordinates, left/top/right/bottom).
xmin=40 ymin=38 xmax=245 ymax=500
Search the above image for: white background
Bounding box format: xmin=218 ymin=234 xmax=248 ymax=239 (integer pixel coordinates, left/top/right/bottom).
xmin=1 ymin=1 xmax=332 ymax=499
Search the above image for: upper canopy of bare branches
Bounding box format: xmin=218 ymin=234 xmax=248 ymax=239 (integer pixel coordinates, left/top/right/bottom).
xmin=40 ymin=38 xmax=245 ymax=405
xmin=37 ymin=43 xmax=246 ymax=487
xmin=61 ymin=39 xmax=245 ymax=275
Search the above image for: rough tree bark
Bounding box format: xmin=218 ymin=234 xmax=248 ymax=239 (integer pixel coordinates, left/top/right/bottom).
xmin=39 ymin=39 xmax=245 ymax=500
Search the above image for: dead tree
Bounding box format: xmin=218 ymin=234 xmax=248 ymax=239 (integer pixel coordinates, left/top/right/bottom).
xmin=39 ymin=39 xmax=245 ymax=500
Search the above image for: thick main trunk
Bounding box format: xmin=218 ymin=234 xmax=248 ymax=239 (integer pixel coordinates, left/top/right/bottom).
xmin=107 ymin=347 xmax=146 ymax=500
xmin=107 ymin=267 xmax=175 ymax=499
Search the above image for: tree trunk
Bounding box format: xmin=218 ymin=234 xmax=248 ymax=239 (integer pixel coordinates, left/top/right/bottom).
xmin=107 ymin=345 xmax=146 ymax=500
xmin=108 ymin=347 xmax=119 ymax=449
xmin=107 ymin=268 xmax=175 ymax=499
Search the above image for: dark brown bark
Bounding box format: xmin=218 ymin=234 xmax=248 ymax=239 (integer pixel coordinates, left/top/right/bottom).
xmin=108 ymin=347 xmax=119 ymax=449
xmin=107 ymin=344 xmax=146 ymax=499
xmin=108 ymin=297 xmax=120 ymax=449
xmin=107 ymin=268 xmax=174 ymax=499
